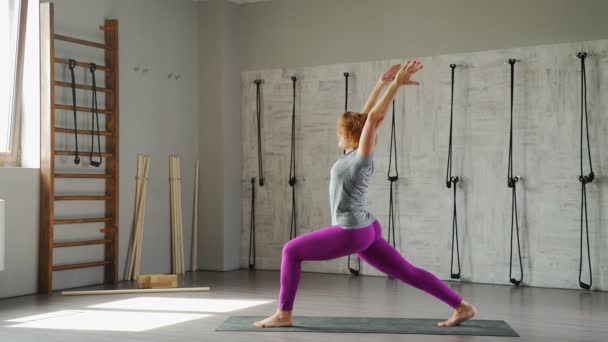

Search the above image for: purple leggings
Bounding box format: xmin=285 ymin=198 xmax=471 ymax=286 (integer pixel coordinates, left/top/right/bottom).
xmin=279 ymin=219 xmax=463 ymax=311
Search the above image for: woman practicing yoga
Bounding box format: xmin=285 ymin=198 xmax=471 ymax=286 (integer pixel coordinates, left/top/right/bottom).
xmin=254 ymin=60 xmax=477 ymax=328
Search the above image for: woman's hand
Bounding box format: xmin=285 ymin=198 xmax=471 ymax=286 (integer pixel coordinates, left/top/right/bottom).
xmin=380 ymin=64 xmax=402 ymax=85
xmin=395 ymin=60 xmax=423 ymax=86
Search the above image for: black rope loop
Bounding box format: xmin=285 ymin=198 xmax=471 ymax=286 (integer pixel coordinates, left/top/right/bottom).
xmin=446 ymin=63 xmax=461 ymax=279
xmin=249 ymin=177 xmax=256 ymax=269
xmin=289 ymin=76 xmax=298 ymax=239
xmin=507 ymin=58 xmax=523 ymax=287
xmin=387 ymin=100 xmax=399 ymax=249
xmin=577 ymin=51 xmax=593 ymax=290
xmin=89 ymin=63 xmax=102 ymax=167
xmin=254 ymin=79 xmax=265 ymax=187
xmin=68 ymin=59 xmax=80 ymax=165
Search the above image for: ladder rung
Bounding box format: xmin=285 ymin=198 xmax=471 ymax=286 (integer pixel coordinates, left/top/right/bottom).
xmin=55 ymin=128 xmax=113 ymax=136
xmin=54 ymin=239 xmax=112 ymax=248
xmin=54 ymin=217 xmax=112 ymax=225
xmin=54 ymin=34 xmax=109 ymax=50
xmin=55 ymin=173 xmax=112 ymax=179
xmin=54 ymin=81 xmax=113 ymax=94
xmin=53 ymin=261 xmax=110 ymax=271
xmin=55 ymin=58 xmax=111 ymax=72
xmin=55 ymin=150 xmax=113 ymax=157
xmin=55 ymin=195 xmax=112 ymax=201
xmin=55 ymin=104 xmax=112 ymax=115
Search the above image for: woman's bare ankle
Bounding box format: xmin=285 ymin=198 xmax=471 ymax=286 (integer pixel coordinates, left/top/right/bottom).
xmin=278 ymin=309 xmax=293 ymax=317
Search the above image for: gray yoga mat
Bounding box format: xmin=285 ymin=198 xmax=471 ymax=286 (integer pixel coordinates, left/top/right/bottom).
xmin=216 ymin=316 xmax=519 ymax=337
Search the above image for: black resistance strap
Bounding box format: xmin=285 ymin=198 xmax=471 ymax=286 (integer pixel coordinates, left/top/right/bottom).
xmin=344 ymin=71 xmax=361 ymax=276
xmin=255 ymin=79 xmax=265 ymax=187
xmin=387 ymin=100 xmax=398 ymax=249
xmin=577 ymin=51 xmax=593 ymax=290
xmin=446 ymin=64 xmax=461 ymax=280
xmin=289 ymin=76 xmax=298 ymax=239
xmin=68 ymin=59 xmax=80 ymax=165
xmin=89 ymin=63 xmax=102 ymax=167
xmin=506 ymin=59 xmax=523 ymax=286
xmin=343 ymin=72 xmax=349 ymax=112
xmin=249 ymin=177 xmax=256 ymax=269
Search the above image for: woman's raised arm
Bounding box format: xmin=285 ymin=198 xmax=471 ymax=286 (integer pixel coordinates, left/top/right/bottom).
xmin=358 ymin=60 xmax=423 ymax=157
xmin=360 ymin=64 xmax=401 ymax=114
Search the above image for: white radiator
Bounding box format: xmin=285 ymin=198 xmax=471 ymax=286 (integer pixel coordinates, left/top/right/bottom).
xmin=0 ymin=199 xmax=4 ymax=271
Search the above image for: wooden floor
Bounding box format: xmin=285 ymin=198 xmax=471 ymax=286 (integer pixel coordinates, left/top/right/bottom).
xmin=0 ymin=270 xmax=607 ymax=341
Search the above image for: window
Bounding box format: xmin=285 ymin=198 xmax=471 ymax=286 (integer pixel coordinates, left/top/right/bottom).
xmin=0 ymin=0 xmax=26 ymax=166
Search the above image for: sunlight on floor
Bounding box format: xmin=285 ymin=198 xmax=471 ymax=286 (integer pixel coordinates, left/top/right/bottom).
xmin=6 ymin=310 xmax=209 ymax=332
xmin=88 ymin=297 xmax=272 ymax=313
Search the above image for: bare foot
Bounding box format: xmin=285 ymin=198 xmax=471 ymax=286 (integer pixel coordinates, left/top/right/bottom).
xmin=438 ymin=300 xmax=477 ymax=327
xmin=253 ymin=310 xmax=293 ymax=328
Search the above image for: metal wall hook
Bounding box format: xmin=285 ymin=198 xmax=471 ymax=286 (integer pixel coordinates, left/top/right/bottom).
xmin=133 ymin=66 xmax=150 ymax=73
xmin=450 ymin=63 xmax=468 ymax=69
xmin=505 ymin=176 xmax=523 ymax=181
xmin=504 ymin=59 xmax=520 ymax=65
xmin=576 ymin=51 xmax=593 ymax=58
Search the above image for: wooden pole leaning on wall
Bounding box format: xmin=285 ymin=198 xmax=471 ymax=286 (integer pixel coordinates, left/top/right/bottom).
xmin=191 ymin=160 xmax=200 ymax=271
xmin=170 ymin=156 xmax=176 ymax=273
xmin=62 ymin=287 xmax=210 ymax=296
xmin=169 ymin=155 xmax=185 ymax=274
xmin=178 ymin=158 xmax=185 ymax=273
xmin=126 ymin=155 xmax=150 ymax=280
xmin=134 ymin=157 xmax=150 ymax=278
xmin=125 ymin=156 xmax=143 ymax=280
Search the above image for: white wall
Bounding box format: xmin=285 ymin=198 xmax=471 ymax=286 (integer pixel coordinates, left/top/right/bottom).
xmin=238 ymin=0 xmax=608 ymax=71
xmin=198 ymin=0 xmax=242 ymax=271
xmin=240 ymin=39 xmax=608 ymax=290
xmin=0 ymin=168 xmax=39 ymax=298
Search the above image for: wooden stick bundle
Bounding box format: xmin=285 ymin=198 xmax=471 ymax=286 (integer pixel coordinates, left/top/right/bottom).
xmin=191 ymin=160 xmax=200 ymax=272
xmin=126 ymin=154 xmax=151 ymax=280
xmin=134 ymin=156 xmax=150 ymax=278
xmin=170 ymin=155 xmax=184 ymax=274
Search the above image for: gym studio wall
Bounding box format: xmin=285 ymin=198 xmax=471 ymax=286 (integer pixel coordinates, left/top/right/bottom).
xmin=240 ymin=39 xmax=608 ymax=291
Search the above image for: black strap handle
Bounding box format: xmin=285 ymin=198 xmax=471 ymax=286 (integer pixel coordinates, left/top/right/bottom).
xmin=289 ymin=76 xmax=298 ymax=239
xmin=507 ymin=59 xmax=523 ymax=286
xmin=89 ymin=63 xmax=102 ymax=167
xmin=68 ymin=59 xmax=80 ymax=165
xmin=577 ymin=51 xmax=593 ymax=290
xmin=255 ymin=80 xmax=265 ymax=187
xmin=249 ymin=177 xmax=256 ymax=269
xmin=446 ymin=64 xmax=461 ymax=279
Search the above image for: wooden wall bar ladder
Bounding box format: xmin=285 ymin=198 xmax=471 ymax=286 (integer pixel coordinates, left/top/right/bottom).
xmin=39 ymin=3 xmax=120 ymax=294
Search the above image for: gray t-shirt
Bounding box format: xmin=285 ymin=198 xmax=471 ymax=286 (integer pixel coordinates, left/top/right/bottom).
xmin=329 ymin=149 xmax=376 ymax=229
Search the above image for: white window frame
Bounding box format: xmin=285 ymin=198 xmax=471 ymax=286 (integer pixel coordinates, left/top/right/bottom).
xmin=0 ymin=0 xmax=28 ymax=167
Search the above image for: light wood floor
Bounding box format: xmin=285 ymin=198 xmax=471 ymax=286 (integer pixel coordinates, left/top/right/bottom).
xmin=0 ymin=270 xmax=607 ymax=341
